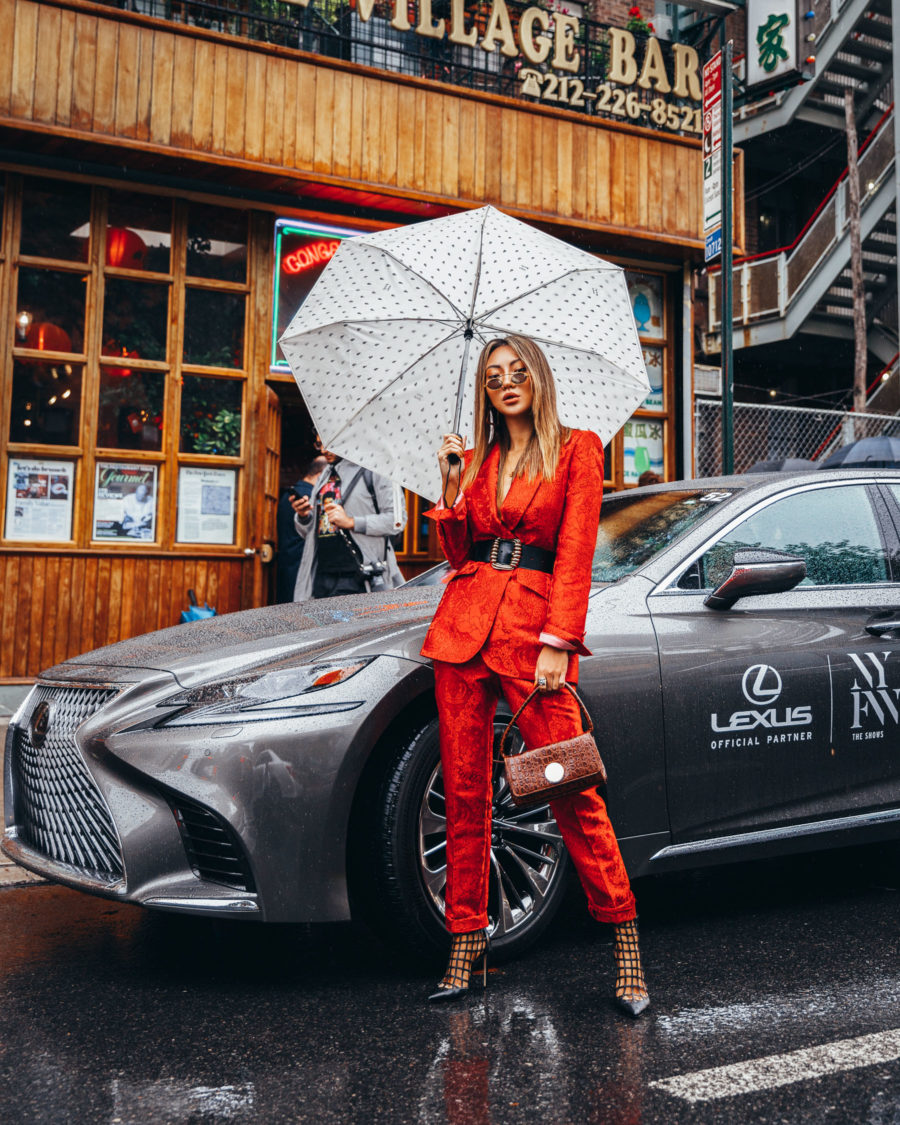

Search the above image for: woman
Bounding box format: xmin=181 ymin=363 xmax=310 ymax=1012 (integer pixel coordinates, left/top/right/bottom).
xmin=420 ymin=334 xmax=649 ymax=1017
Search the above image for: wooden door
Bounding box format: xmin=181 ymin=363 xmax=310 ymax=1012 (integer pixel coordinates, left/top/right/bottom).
xmin=245 ymin=386 xmax=281 ymax=608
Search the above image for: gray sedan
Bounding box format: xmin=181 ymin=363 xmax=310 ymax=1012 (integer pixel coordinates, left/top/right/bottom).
xmin=5 ymin=469 xmax=900 ymax=958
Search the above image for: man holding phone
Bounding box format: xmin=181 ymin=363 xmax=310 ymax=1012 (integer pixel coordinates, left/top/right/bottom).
xmin=288 ymin=446 xmax=406 ymax=600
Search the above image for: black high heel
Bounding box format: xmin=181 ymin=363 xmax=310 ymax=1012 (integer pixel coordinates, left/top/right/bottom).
xmin=428 ymin=929 xmax=490 ymax=1003
xmin=613 ymin=917 xmax=650 ymax=1018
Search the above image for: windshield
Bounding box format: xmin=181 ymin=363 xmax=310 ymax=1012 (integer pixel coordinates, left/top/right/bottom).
xmin=592 ymin=490 xmax=735 ymax=581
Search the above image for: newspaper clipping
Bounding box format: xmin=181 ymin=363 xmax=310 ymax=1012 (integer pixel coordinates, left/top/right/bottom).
xmin=93 ymin=462 xmax=158 ymax=540
xmin=5 ymin=458 xmax=75 ymax=542
xmin=176 ymin=466 xmax=236 ymax=544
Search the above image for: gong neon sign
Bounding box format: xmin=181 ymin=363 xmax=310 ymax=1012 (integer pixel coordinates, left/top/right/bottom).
xmin=271 ymin=219 xmax=360 ymax=371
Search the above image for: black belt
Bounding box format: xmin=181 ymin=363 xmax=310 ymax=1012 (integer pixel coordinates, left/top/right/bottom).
xmin=471 ymin=538 xmax=555 ymax=573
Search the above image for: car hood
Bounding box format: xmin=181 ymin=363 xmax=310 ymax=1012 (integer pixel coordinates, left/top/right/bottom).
xmin=40 ymin=588 xmax=445 ymax=689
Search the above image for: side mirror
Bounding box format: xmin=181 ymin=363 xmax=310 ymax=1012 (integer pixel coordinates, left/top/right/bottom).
xmin=704 ymin=548 xmax=807 ymax=611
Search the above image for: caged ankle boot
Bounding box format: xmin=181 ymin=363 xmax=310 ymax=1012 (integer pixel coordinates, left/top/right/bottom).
xmin=428 ymin=929 xmax=490 ymax=1003
xmin=613 ymin=917 xmax=650 ymax=1017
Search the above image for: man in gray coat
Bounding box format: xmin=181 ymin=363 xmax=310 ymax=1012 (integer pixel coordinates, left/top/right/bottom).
xmin=289 ymin=450 xmax=406 ymax=601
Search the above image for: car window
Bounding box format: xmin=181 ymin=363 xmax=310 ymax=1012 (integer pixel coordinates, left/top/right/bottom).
xmin=699 ymin=485 xmax=889 ymax=589
xmin=593 ymin=490 xmax=735 ymax=581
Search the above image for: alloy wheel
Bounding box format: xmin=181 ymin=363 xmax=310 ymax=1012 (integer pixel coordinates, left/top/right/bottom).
xmin=416 ymin=726 xmax=567 ymax=941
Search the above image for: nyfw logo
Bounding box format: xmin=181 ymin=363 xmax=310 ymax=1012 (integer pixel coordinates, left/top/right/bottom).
xmin=711 ymin=663 xmax=812 ymax=733
xmin=850 ymin=652 xmax=900 ymax=729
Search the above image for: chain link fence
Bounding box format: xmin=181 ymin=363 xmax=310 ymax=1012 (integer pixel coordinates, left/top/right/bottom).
xmin=695 ymin=399 xmax=900 ymax=478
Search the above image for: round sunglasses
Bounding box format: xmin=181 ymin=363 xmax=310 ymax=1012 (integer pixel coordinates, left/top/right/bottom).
xmin=485 ymin=369 xmax=529 ymax=390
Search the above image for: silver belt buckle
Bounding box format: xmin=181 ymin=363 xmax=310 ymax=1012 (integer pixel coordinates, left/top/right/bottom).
xmin=490 ymin=537 xmax=522 ymax=571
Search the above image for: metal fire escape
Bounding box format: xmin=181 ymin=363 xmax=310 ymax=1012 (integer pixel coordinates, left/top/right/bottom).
xmin=706 ymin=0 xmax=897 ymax=401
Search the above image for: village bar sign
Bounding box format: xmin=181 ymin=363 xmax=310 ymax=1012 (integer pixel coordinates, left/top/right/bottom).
xmin=286 ymin=0 xmax=703 ymax=134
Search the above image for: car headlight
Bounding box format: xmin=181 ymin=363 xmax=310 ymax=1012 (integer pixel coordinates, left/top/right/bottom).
xmin=157 ymin=658 xmax=373 ymax=726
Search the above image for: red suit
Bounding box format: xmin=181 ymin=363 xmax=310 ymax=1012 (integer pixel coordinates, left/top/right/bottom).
xmin=421 ymin=429 xmax=636 ymax=934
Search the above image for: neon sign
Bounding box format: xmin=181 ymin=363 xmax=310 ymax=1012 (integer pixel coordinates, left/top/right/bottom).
xmin=283 ymin=239 xmax=342 ymax=274
xmin=272 ymin=219 xmax=360 ymax=371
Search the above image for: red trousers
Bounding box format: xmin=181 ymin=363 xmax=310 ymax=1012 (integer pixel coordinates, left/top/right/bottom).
xmin=433 ymin=653 xmax=636 ymax=934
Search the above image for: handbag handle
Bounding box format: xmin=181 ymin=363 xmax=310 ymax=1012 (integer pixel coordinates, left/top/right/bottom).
xmin=499 ymin=683 xmax=594 ymax=758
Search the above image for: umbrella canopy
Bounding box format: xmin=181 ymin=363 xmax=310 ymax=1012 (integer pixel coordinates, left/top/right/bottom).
xmin=744 ymin=458 xmax=816 ymax=473
xmin=819 ymin=435 xmax=900 ymax=469
xmin=279 ymin=206 xmax=649 ymax=501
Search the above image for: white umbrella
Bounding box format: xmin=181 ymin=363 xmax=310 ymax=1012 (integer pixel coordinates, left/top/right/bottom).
xmin=279 ymin=206 xmax=649 ymax=501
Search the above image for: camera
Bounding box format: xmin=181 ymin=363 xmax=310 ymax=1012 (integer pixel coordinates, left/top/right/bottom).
xmin=359 ymin=560 xmax=387 ymax=579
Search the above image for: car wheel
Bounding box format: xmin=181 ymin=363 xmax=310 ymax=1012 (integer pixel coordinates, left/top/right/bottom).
xmin=366 ymin=714 xmax=570 ymax=961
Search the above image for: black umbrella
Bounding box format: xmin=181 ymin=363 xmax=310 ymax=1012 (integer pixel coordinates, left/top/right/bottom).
xmin=744 ymin=457 xmax=817 ymax=473
xmin=818 ymin=436 xmax=900 ymax=469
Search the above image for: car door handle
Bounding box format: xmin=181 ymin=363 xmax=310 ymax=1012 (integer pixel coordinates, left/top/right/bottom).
xmin=865 ymin=618 xmax=900 ymax=637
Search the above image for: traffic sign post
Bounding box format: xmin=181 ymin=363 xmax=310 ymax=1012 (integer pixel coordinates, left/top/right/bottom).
xmin=702 ymin=43 xmax=734 ymax=475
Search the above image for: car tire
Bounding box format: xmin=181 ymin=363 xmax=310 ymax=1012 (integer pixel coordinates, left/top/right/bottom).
xmin=362 ymin=713 xmax=570 ymax=962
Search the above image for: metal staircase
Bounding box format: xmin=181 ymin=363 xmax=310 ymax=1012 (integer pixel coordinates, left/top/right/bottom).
xmin=707 ymin=108 xmax=895 ymax=354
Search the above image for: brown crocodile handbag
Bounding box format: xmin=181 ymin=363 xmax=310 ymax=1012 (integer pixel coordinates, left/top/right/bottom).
xmin=500 ymin=684 xmax=607 ymax=809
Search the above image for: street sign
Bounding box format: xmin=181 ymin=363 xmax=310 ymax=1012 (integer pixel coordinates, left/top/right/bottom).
xmin=702 ymin=50 xmax=723 ymax=262
xmin=705 ymin=228 xmax=722 ymax=261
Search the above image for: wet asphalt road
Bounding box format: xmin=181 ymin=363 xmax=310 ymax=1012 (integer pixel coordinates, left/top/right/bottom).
xmin=2 ymin=842 xmax=900 ymax=1125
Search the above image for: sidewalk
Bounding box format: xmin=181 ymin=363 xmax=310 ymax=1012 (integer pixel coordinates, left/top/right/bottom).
xmin=0 ymin=715 xmax=45 ymax=887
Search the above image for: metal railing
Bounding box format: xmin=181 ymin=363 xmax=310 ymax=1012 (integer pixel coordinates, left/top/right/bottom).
xmin=100 ymin=0 xmax=701 ymax=131
xmin=695 ymin=396 xmax=900 ymax=478
xmin=708 ymin=107 xmax=895 ymax=337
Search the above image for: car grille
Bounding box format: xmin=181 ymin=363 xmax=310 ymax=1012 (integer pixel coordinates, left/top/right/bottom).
xmin=168 ymin=795 xmax=256 ymax=893
xmin=11 ymin=685 xmax=124 ymax=882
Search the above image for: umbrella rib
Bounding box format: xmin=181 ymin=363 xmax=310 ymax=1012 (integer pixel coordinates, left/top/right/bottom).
xmin=323 ymin=325 xmax=467 ymax=448
xmin=473 ymin=265 xmax=621 ymax=325
xmin=280 ymin=315 xmax=461 ymax=342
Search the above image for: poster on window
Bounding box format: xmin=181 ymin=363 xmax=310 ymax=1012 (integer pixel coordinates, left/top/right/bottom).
xmin=641 ymin=346 xmax=665 ymax=412
xmin=93 ymin=462 xmax=158 ymax=541
xmin=625 ymin=272 xmax=664 ymax=339
xmin=5 ymin=458 xmax=75 ymax=542
xmin=623 ymin=419 xmax=665 ymax=484
xmin=176 ymin=467 xmax=236 ymax=544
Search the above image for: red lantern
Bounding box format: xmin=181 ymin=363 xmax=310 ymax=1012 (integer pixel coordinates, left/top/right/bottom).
xmin=24 ymin=321 xmax=72 ymax=354
xmin=105 ymin=227 xmax=147 ymax=269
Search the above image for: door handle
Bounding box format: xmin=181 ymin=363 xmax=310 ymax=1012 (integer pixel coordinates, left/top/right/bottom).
xmin=865 ymin=618 xmax=900 ymax=637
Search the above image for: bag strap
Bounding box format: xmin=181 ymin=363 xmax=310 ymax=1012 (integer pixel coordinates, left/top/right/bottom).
xmin=334 ymin=468 xmax=389 ymax=563
xmin=499 ymin=683 xmax=594 ymax=758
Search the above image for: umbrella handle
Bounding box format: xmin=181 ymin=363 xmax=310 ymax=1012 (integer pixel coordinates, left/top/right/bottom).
xmin=447 ymin=433 xmax=462 ymax=466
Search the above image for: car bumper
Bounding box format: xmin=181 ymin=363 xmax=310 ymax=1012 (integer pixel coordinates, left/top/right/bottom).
xmin=2 ymin=658 xmax=431 ymax=922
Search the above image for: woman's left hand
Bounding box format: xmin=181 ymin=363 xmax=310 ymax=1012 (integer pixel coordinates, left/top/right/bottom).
xmin=534 ymin=645 xmax=569 ymax=692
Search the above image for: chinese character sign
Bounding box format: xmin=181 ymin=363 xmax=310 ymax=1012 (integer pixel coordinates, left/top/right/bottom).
xmin=747 ymin=0 xmax=798 ymax=88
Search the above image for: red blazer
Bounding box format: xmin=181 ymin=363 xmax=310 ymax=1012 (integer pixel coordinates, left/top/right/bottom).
xmin=420 ymin=429 xmax=604 ymax=680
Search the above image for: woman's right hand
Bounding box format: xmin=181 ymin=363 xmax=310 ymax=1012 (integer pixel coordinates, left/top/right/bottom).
xmin=437 ymin=433 xmax=465 ymax=506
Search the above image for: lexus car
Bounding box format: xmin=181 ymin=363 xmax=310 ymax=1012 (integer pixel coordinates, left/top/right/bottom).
xmin=5 ymin=469 xmax=900 ymax=958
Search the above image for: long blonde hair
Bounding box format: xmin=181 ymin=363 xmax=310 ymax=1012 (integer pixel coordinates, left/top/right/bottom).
xmin=461 ymin=334 xmax=571 ymax=504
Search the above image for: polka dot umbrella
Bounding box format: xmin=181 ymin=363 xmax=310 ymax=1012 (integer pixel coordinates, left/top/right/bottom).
xmin=279 ymin=206 xmax=649 ymax=502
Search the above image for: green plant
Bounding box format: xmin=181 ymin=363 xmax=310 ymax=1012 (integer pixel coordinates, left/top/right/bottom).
xmin=190 ymin=406 xmax=242 ymax=456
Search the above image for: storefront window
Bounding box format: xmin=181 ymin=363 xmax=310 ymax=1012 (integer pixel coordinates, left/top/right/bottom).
xmin=106 ymin=192 xmax=172 ymax=273
xmin=180 ymin=376 xmax=242 ymax=456
xmin=20 ymin=177 xmax=91 ymax=261
xmin=183 ymin=289 xmax=245 ymax=368
xmin=622 ymin=269 xmax=670 ymax=485
xmin=15 ymin=268 xmax=87 ymax=354
xmin=186 ymin=205 xmax=247 ymax=282
xmin=9 ymin=360 xmax=83 ymax=445
xmin=97 ymin=369 xmax=166 ymax=451
xmin=102 ymin=278 xmax=170 ymax=362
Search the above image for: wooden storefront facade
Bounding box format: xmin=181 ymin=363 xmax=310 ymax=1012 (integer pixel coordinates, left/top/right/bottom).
xmin=0 ymin=0 xmax=741 ymax=681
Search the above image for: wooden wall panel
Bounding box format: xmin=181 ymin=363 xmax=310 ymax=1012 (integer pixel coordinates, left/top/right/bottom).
xmin=0 ymin=553 xmax=248 ymax=679
xmin=0 ymin=0 xmax=716 ymax=245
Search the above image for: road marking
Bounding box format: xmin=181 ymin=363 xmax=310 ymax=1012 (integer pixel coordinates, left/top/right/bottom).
xmin=650 ymin=1028 xmax=900 ymax=1103
xmin=656 ymin=973 xmax=900 ymax=1040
